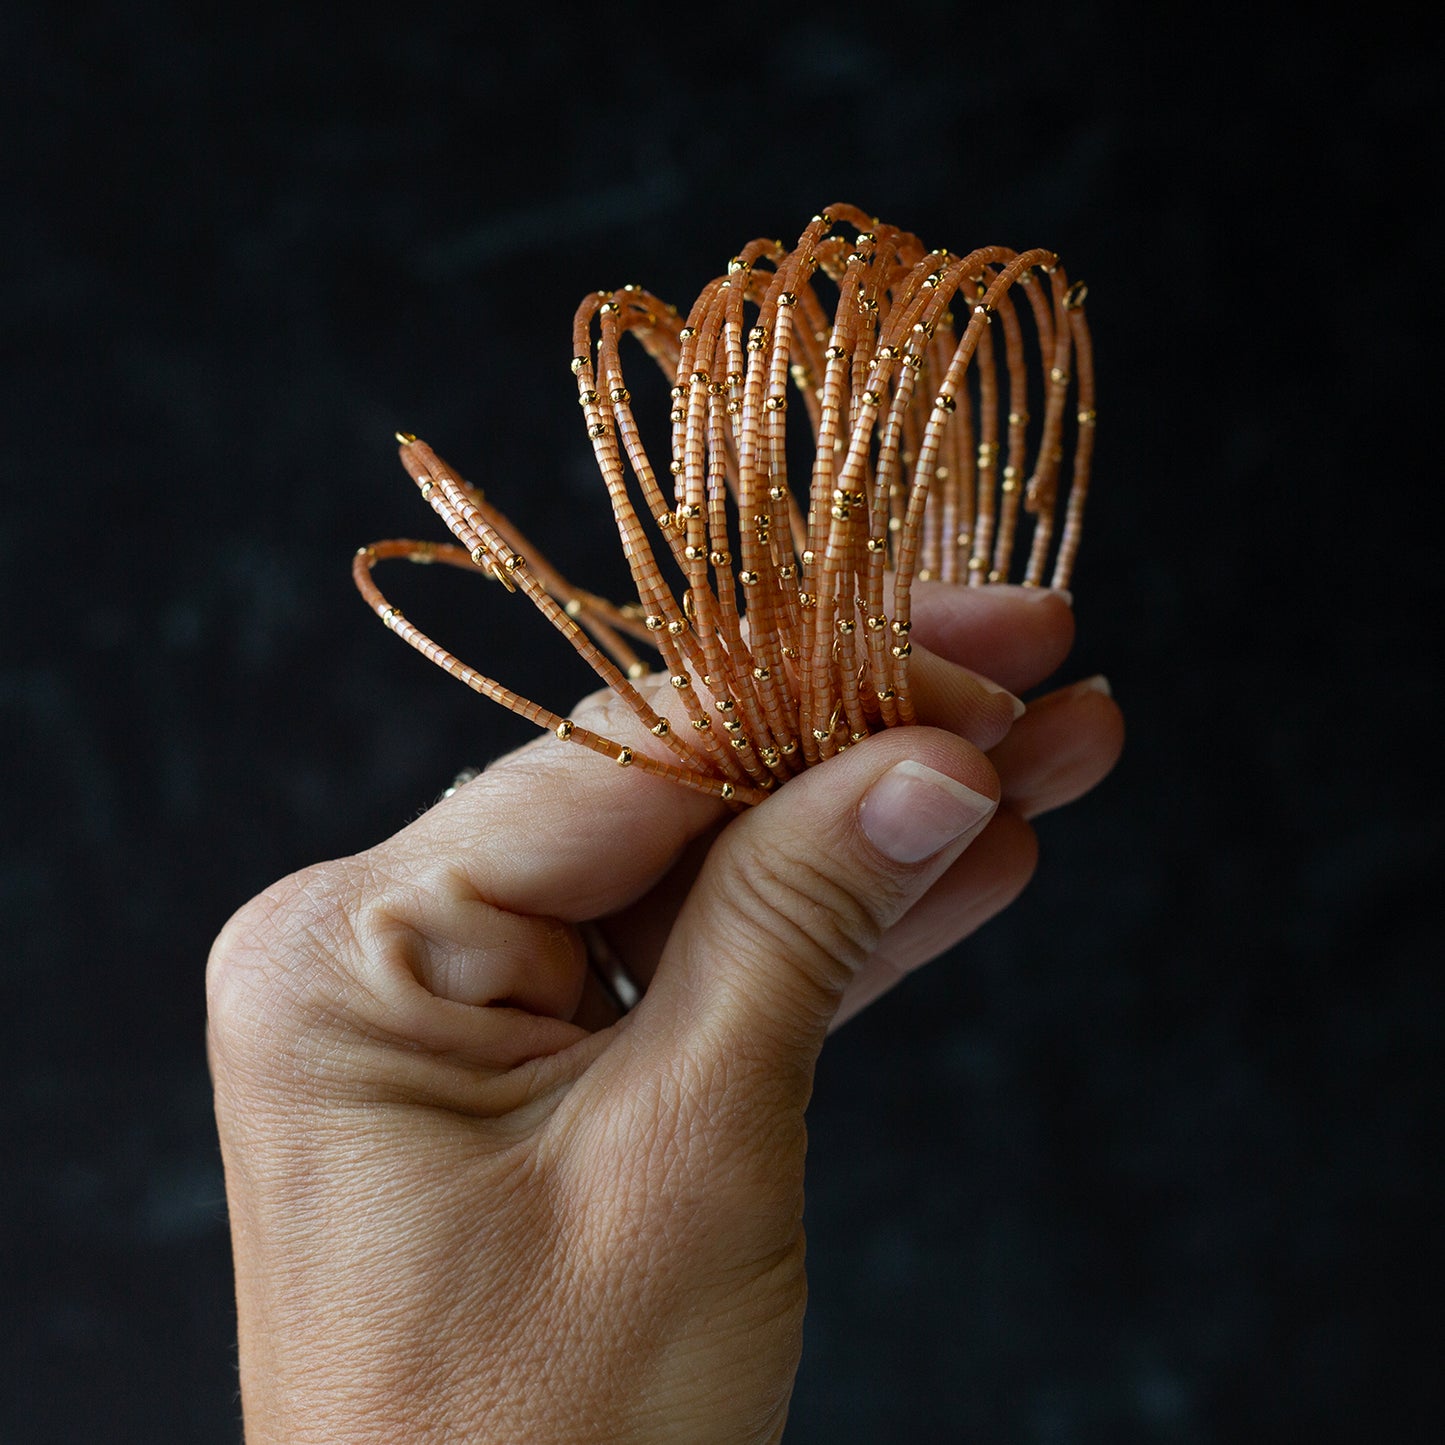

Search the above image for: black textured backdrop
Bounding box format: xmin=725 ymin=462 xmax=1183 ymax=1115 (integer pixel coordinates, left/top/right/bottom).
xmin=3 ymin=4 xmax=1440 ymax=1441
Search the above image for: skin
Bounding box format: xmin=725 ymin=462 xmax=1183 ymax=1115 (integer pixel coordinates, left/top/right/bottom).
xmin=208 ymin=584 xmax=1124 ymax=1443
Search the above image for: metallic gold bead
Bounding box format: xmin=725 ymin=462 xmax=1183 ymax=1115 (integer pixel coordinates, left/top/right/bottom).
xmin=609 ymin=386 xmax=631 ymax=402
xmin=768 ymin=485 xmax=787 ymax=501
xmin=730 ymin=737 xmax=748 ymax=750
xmin=753 ymin=665 xmax=771 ymax=680
xmin=1063 ymin=281 xmax=1088 ymax=310
xmin=470 ymin=546 xmax=487 ymax=566
xmin=877 ymin=687 xmax=896 ymax=701
xmin=627 ymin=662 xmax=647 ymax=679
xmin=616 ymin=747 xmax=633 ymax=766
xmin=720 ymin=783 xmax=735 ymax=801
xmin=667 ymin=618 xmax=688 ymax=635
xmin=837 ymin=619 xmax=855 ymax=634
xmin=777 ymin=291 xmax=797 ymax=306
xmin=588 ymin=423 xmax=609 ymax=438
xmin=867 ymin=615 xmax=885 ymax=630
xmin=1077 ymin=408 xmax=1098 ymax=425
xmin=1050 ymin=367 xmax=1070 ymax=385
xmin=892 ymin=642 xmax=912 ymax=658
xmin=934 ymin=393 xmax=956 ymax=412
xmin=866 ymin=537 xmax=885 ymax=553
xmin=716 ymin=697 xmax=735 ymax=712
xmin=740 ymin=570 xmax=759 ymax=585
xmin=671 ymin=674 xmax=691 ymax=689
xmin=692 ymin=716 xmax=711 ymax=730
xmin=565 ymin=599 xmax=584 ymax=618
xmin=578 ymin=389 xmax=598 ymax=405
xmin=395 ymin=431 xmax=418 ymax=443
xmin=556 ymin=719 xmax=575 ymax=740
xmin=651 ymin=719 xmax=670 ymax=737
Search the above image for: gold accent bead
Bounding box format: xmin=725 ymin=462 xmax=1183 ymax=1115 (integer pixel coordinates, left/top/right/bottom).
xmin=578 ymin=389 xmax=599 ymax=405
xmin=777 ymin=291 xmax=797 ymax=306
xmin=609 ymin=386 xmax=631 ymax=402
xmin=627 ymin=662 xmax=648 ymax=679
xmin=1063 ymin=281 xmax=1088 ymax=310
xmin=877 ymin=687 xmax=896 ymax=701
xmin=667 ymin=618 xmax=688 ymax=635
xmin=934 ymin=393 xmax=956 ymax=413
xmin=891 ymin=620 xmax=912 ymax=635
xmin=556 ymin=720 xmax=575 ymax=740
xmin=645 ymin=614 xmax=664 ymax=630
xmin=588 ymin=422 xmax=609 ymax=438
xmin=753 ymin=665 xmax=771 ymax=680
xmin=395 ymin=431 xmax=418 ymax=444
xmin=1050 ymin=367 xmax=1070 ymax=385
xmin=837 ymin=619 xmax=855 ymax=634
xmin=740 ymin=570 xmax=759 ymax=585
xmin=671 ymin=674 xmax=691 ymax=689
xmin=866 ymin=615 xmax=885 ymax=631
xmin=866 ymin=537 xmax=885 ymax=553
xmin=616 ymin=748 xmax=633 ymax=766
xmin=892 ymin=642 xmax=912 ymax=658
xmin=651 ymin=719 xmax=671 ymax=737
xmin=692 ymin=716 xmax=711 ymax=730
xmin=720 ymin=782 xmax=735 ymax=801
xmin=1077 ymin=408 xmax=1098 ymax=425
xmin=565 ymin=599 xmax=584 ymax=618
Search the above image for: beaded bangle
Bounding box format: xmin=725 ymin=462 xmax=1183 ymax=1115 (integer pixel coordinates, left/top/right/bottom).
xmin=355 ymin=206 xmax=1096 ymax=807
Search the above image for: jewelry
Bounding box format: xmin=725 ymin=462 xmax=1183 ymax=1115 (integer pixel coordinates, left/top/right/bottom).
xmin=355 ymin=206 xmax=1096 ymax=807
xmin=438 ymin=766 xmax=481 ymax=802
xmin=578 ymin=921 xmax=642 ymax=1014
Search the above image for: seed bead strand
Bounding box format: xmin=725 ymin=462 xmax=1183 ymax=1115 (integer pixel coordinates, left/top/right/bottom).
xmin=1022 ymin=261 xmax=1076 ymax=587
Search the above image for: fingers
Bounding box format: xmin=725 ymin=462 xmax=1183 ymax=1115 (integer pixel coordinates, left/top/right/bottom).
xmin=632 ymin=728 xmax=1000 ymax=1088
xmin=831 ymin=808 xmax=1038 ymax=1029
xmin=992 ymin=675 xmax=1125 ymax=819
xmin=909 ymin=583 xmax=1075 ymax=695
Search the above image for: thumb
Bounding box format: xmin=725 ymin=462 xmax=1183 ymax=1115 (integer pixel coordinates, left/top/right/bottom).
xmin=637 ymin=727 xmax=999 ymax=1082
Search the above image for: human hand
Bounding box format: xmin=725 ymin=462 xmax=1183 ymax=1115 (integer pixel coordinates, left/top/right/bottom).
xmin=207 ymin=585 xmax=1122 ymax=1443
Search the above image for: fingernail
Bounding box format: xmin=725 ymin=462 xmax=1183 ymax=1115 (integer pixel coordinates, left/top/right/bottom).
xmin=1072 ymin=673 xmax=1112 ymax=698
xmin=859 ymin=761 xmax=997 ymax=864
xmin=1021 ymin=587 xmax=1073 ymax=606
xmin=977 ymin=675 xmax=1027 ymax=719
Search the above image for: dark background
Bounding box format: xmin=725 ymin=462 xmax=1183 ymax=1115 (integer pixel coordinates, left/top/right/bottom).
xmin=4 ymin=3 xmax=1440 ymax=1441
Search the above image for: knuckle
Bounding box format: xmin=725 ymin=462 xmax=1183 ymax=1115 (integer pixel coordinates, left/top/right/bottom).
xmin=206 ymin=859 xmax=363 ymax=1070
xmin=722 ymin=833 xmax=888 ymax=987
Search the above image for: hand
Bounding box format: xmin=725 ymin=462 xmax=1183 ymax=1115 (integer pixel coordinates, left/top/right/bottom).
xmin=207 ymin=585 xmax=1122 ymax=1443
